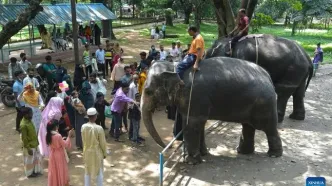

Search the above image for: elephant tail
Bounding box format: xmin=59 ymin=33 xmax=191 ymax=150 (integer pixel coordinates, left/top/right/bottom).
xmin=305 ymin=60 xmax=314 ymax=91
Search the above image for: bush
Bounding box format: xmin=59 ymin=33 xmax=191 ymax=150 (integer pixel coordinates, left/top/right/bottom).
xmin=251 ymin=13 xmax=275 ymax=33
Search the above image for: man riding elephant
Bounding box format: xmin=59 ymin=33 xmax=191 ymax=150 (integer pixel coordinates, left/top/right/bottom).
xmin=205 ymin=34 xmax=313 ymax=123
xmin=226 ymin=9 xmax=250 ymax=56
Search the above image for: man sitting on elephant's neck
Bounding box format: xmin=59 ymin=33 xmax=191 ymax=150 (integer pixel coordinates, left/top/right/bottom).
xmin=176 ymin=26 xmax=205 ymax=85
xmin=226 ymin=9 xmax=249 ymax=56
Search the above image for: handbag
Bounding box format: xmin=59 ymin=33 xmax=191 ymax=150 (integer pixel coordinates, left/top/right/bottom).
xmin=105 ymin=106 xmax=113 ymax=118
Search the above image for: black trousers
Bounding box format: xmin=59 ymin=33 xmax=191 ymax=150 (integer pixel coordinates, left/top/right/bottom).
xmin=111 ymin=81 xmax=122 ymax=95
xmin=97 ymin=63 xmax=105 ymax=78
xmin=96 ymin=114 xmax=106 ymax=129
xmin=105 ymin=59 xmax=112 ymax=76
xmin=85 ymin=65 xmax=92 ymax=78
xmin=230 ymin=33 xmax=247 ymax=49
xmin=16 ymin=107 xmax=24 ymax=131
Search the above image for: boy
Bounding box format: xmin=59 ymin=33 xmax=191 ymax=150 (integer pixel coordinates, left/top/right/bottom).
xmin=55 ymin=59 xmax=68 ymax=83
xmin=94 ymin=92 xmax=111 ymax=129
xmin=128 ymin=93 xmax=143 ymax=146
xmin=83 ymin=44 xmax=92 ymax=77
xmin=20 ymin=107 xmax=43 ymax=177
xmin=91 ymin=53 xmax=98 ymax=73
xmin=23 ymin=68 xmax=40 ymax=90
xmin=19 ymin=53 xmax=32 ymax=74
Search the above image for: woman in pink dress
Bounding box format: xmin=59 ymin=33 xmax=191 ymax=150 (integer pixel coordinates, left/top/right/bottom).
xmin=46 ymin=119 xmax=74 ymax=186
xmin=38 ymin=97 xmax=64 ymax=157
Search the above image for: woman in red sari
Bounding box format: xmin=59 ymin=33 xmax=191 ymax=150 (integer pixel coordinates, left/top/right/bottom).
xmin=111 ymin=43 xmax=124 ymax=70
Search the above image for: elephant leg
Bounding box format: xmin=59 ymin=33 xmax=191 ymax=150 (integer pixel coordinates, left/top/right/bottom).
xmin=199 ymin=122 xmax=208 ymax=156
xmin=275 ymin=84 xmax=294 ymax=123
xmin=289 ymin=79 xmax=306 ymax=120
xmin=182 ymin=116 xmax=206 ymax=165
xmin=237 ymin=123 xmax=255 ymax=154
xmin=265 ymin=127 xmax=283 ymax=157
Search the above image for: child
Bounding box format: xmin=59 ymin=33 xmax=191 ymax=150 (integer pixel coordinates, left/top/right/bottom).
xmin=129 ymin=93 xmax=143 ymax=145
xmin=94 ymin=92 xmax=111 ymax=129
xmin=20 ymin=107 xmax=43 ymax=177
xmin=70 ymin=91 xmax=86 ymax=115
xmin=91 ymin=52 xmax=98 ymax=73
xmin=46 ymin=119 xmax=74 ymax=186
xmin=138 ymin=66 xmax=148 ymax=95
xmin=83 ymin=44 xmax=92 ymax=78
xmin=55 ymin=59 xmax=68 ymax=83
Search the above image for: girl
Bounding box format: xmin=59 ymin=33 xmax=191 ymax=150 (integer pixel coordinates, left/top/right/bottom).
xmin=111 ymin=43 xmax=124 ymax=69
xmin=47 ymin=119 xmax=74 ymax=186
xmin=20 ymin=107 xmax=43 ymax=177
xmin=19 ymin=83 xmax=44 ymax=134
xmin=138 ymin=66 xmax=148 ymax=95
xmin=38 ymin=97 xmax=64 ymax=157
xmin=94 ymin=92 xmax=111 ymax=129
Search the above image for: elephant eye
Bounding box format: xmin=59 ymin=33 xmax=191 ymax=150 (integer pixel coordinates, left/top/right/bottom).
xmin=145 ymin=88 xmax=153 ymax=96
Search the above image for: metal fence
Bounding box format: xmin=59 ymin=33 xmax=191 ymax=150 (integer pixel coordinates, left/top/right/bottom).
xmin=158 ymin=120 xmax=221 ymax=186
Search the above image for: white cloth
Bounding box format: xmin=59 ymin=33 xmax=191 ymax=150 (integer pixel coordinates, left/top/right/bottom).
xmin=97 ymin=78 xmax=107 ymax=95
xmin=91 ymin=58 xmax=98 ymax=72
xmin=23 ymin=77 xmax=40 ymax=89
xmin=19 ymin=60 xmax=32 ymax=73
xmin=84 ymin=167 xmax=103 ymax=186
xmin=90 ymin=79 xmax=105 ymax=101
xmin=110 ymin=63 xmax=125 ymax=81
xmin=159 ymin=50 xmax=167 ymax=60
xmin=128 ymin=82 xmax=138 ymax=100
xmin=57 ymin=92 xmax=68 ymax=100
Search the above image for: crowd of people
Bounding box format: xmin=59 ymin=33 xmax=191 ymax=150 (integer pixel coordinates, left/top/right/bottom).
xmin=7 ymin=32 xmax=191 ymax=185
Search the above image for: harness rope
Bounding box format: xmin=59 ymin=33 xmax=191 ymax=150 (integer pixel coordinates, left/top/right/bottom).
xmin=255 ymin=37 xmax=259 ymax=64
xmin=185 ymin=71 xmax=196 ymax=127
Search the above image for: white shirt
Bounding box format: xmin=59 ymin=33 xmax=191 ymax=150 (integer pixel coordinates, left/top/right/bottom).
xmin=169 ymin=48 xmax=179 ymax=57
xmin=91 ymin=58 xmax=98 ymax=72
xmin=159 ymin=50 xmax=167 ymax=60
xmin=23 ymin=76 xmax=40 ymax=89
xmin=19 ymin=60 xmax=32 ymax=73
xmin=97 ymin=77 xmax=107 ymax=96
xmin=57 ymin=91 xmax=68 ymax=100
xmin=128 ymin=82 xmax=138 ymax=100
xmin=110 ymin=63 xmax=125 ymax=81
xmin=89 ymin=78 xmax=105 ymax=101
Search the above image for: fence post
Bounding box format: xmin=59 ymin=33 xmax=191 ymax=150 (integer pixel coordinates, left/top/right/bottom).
xmin=159 ymin=153 xmax=164 ymax=186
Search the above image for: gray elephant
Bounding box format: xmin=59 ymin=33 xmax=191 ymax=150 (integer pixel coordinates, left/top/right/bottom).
xmin=205 ymin=34 xmax=313 ymax=123
xmin=141 ymin=57 xmax=283 ymax=164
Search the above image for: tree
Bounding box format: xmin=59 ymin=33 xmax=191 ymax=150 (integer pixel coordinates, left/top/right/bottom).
xmin=93 ymin=0 xmax=116 ymax=39
xmin=173 ymin=0 xmax=193 ymax=24
xmin=0 ymin=0 xmax=43 ymax=49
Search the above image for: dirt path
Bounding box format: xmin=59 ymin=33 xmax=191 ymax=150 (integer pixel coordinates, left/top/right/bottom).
xmin=0 ymin=30 xmax=332 ymax=186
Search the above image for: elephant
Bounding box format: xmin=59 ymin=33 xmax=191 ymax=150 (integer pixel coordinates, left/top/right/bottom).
xmin=204 ymin=34 xmax=313 ymax=123
xmin=141 ymin=57 xmax=283 ymax=164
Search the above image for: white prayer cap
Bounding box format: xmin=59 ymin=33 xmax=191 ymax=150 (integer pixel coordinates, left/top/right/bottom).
xmin=87 ymin=108 xmax=97 ymax=116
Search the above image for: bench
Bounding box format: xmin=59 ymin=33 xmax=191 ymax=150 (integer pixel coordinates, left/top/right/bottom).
xmin=0 ymin=41 xmax=42 ymax=62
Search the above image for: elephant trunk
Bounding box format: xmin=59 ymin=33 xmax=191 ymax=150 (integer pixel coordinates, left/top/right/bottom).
xmin=141 ymin=90 xmax=166 ymax=148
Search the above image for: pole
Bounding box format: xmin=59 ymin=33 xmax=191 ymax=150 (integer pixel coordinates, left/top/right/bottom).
xmin=159 ymin=153 xmax=164 ymax=186
xmin=70 ymin=0 xmax=80 ymax=64
xmin=28 ymin=25 xmax=33 ymax=56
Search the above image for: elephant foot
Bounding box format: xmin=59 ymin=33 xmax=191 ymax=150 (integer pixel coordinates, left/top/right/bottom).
xmin=289 ymin=112 xmax=305 ymax=120
xmin=237 ymin=145 xmax=255 ymax=154
xmin=267 ymin=148 xmax=283 ymax=158
xmin=200 ymin=147 xmax=209 ymax=156
xmin=185 ymin=154 xmax=203 ymax=165
xmin=277 ymin=113 xmax=285 ymax=123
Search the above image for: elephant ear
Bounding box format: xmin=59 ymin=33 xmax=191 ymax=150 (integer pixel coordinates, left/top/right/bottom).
xmin=159 ymin=71 xmax=181 ymax=100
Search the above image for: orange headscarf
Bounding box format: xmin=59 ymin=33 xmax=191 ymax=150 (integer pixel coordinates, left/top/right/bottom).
xmin=23 ymin=83 xmax=40 ymax=107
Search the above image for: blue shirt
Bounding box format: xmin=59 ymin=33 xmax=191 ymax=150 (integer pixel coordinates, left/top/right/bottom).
xmin=13 ymin=80 xmax=25 ymax=107
xmin=96 ymin=49 xmax=105 ymax=64
xmin=120 ymin=74 xmax=132 ymax=85
xmin=162 ymin=25 xmax=166 ymax=31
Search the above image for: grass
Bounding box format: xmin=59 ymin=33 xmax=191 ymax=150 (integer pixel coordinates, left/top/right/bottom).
xmin=140 ymin=23 xmax=332 ymax=63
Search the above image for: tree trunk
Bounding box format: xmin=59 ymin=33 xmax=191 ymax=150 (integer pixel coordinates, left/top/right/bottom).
xmin=241 ymin=0 xmax=258 ymax=20
xmin=0 ymin=0 xmax=43 ymax=49
xmin=96 ymin=0 xmax=116 ymax=39
xmin=212 ymin=0 xmax=235 ymax=38
xmin=184 ymin=10 xmax=191 ymax=24
xmin=291 ymin=21 xmax=298 ymax=36
xmin=165 ymin=0 xmax=174 ymax=26
xmin=194 ymin=8 xmax=201 ymax=31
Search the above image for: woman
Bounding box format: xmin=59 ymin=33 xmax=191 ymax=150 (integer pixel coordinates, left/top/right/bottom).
xmin=94 ymin=24 xmax=101 ymax=46
xmin=47 ymin=119 xmax=74 ymax=186
xmin=18 ymin=83 xmax=44 ymax=134
xmin=38 ymin=97 xmax=64 ymax=157
xmin=111 ymin=43 xmax=124 ymax=69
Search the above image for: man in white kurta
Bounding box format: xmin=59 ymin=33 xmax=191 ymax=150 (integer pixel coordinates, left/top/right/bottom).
xmin=82 ymin=108 xmax=107 ymax=186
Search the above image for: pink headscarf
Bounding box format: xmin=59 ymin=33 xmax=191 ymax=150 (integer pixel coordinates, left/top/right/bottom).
xmin=38 ymin=97 xmax=64 ymax=157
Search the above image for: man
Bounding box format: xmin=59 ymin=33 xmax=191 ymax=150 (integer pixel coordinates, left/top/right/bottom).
xmin=176 ymin=26 xmax=205 ymax=85
xmin=136 ymin=52 xmax=148 ymax=72
xmin=159 ymin=45 xmax=167 ymax=61
xmin=148 ymin=45 xmax=158 ymax=60
xmin=55 ymin=59 xmax=68 ymax=83
xmin=104 ymin=43 xmax=114 ymax=76
xmin=128 ymin=74 xmax=139 ymax=140
xmin=81 ymin=108 xmax=107 ymax=186
xmin=120 ymin=66 xmax=132 ymax=85
xmin=96 ymin=45 xmax=106 ymax=78
xmin=176 ymin=41 xmax=183 ymax=60
xmin=161 ymin=23 xmax=166 ymax=38
xmin=110 ymin=83 xmax=137 ymax=142
xmin=23 ymin=68 xmax=40 ymax=90
xmin=8 ymin=57 xmax=24 ymax=79
xmin=89 ymin=72 xmax=103 ymax=101
xmin=13 ymin=70 xmax=26 ymax=132
xmin=19 ymin=53 xmax=32 ymax=74
xmin=169 ymin=42 xmax=179 ymax=61
xmin=226 ymin=9 xmax=249 ymax=56
xmin=42 ymin=55 xmax=57 ymax=90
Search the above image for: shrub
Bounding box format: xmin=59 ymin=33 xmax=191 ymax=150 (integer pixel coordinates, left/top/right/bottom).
xmin=251 ymin=13 xmax=275 ymax=33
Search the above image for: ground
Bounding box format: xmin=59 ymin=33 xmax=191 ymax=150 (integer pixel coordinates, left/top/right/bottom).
xmin=0 ymin=24 xmax=332 ymax=186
